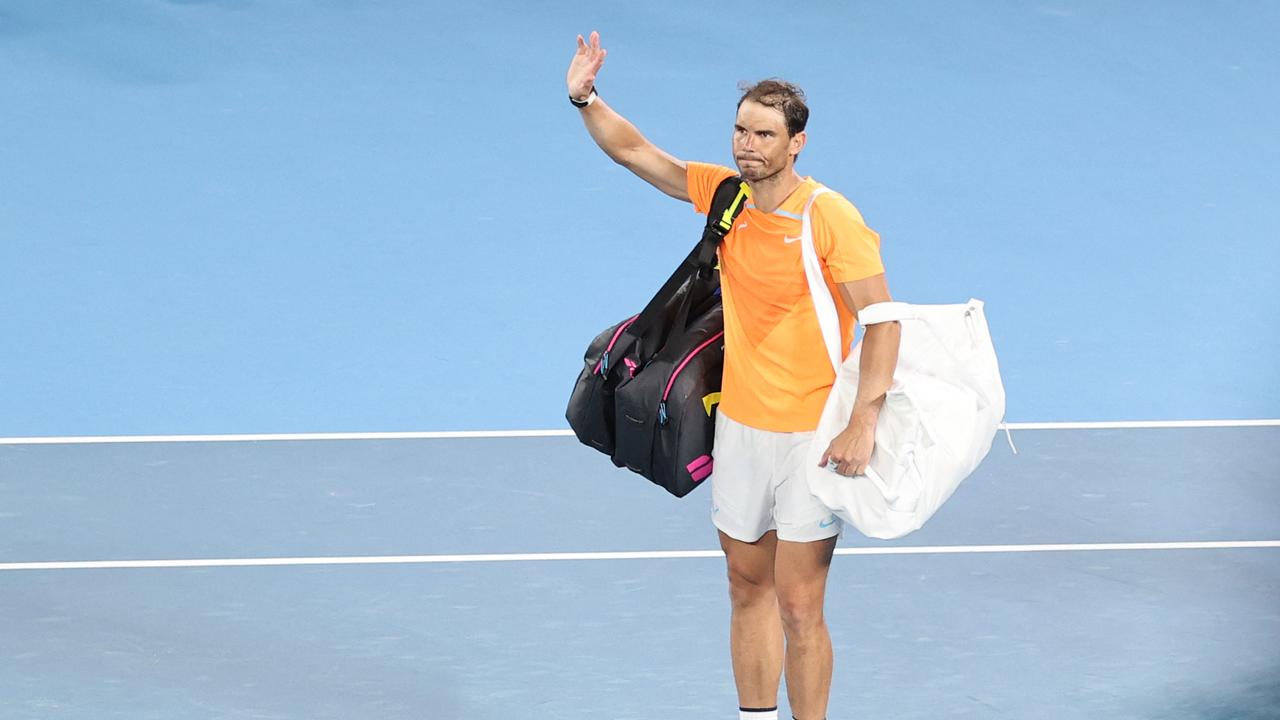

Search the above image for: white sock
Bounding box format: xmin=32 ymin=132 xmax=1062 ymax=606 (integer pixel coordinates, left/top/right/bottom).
xmin=739 ymin=708 xmax=778 ymax=720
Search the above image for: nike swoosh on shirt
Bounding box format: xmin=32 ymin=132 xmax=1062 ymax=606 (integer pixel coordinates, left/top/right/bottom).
xmin=783 ymin=235 xmax=802 ymax=244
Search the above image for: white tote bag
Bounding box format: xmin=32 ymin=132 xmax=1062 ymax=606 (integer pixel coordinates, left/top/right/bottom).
xmin=797 ymin=189 xmax=1009 ymax=540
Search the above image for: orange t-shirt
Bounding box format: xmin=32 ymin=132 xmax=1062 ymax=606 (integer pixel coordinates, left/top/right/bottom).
xmin=686 ymin=162 xmax=885 ymax=432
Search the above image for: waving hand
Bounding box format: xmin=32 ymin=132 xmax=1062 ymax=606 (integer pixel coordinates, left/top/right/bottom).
xmin=567 ymin=31 xmax=607 ymax=100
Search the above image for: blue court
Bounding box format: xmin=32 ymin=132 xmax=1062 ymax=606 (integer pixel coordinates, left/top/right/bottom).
xmin=1 ymin=2 xmax=1278 ymax=718
xmin=2 ymin=429 xmax=1279 ymax=718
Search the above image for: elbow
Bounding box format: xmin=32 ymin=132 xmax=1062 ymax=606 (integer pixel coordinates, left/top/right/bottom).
xmin=611 ymin=146 xmax=640 ymax=169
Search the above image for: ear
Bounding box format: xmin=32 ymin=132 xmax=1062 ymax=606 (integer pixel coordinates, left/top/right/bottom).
xmin=789 ymin=130 xmax=807 ymax=157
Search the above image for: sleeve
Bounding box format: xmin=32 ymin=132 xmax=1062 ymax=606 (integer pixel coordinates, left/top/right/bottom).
xmin=685 ymin=162 xmax=738 ymax=215
xmin=812 ymin=193 xmax=885 ymax=284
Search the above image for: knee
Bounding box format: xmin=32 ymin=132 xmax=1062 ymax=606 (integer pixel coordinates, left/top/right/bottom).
xmin=777 ymin=591 xmax=825 ymax=634
xmin=725 ymin=559 xmax=774 ymax=609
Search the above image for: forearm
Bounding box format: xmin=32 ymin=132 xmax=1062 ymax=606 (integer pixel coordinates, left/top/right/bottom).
xmin=849 ymin=321 xmax=901 ymax=426
xmin=578 ymin=98 xmax=649 ymax=167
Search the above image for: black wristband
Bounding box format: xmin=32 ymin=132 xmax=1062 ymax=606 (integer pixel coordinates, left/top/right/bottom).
xmin=570 ymin=87 xmax=598 ymax=108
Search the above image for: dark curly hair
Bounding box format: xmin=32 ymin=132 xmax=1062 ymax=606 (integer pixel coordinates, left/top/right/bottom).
xmin=737 ymin=79 xmax=809 ymax=137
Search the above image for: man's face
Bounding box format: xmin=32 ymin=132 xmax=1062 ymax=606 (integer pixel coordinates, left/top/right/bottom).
xmin=732 ymin=99 xmax=804 ymax=182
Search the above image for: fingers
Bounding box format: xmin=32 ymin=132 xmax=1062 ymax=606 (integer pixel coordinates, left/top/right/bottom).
xmin=823 ymin=450 xmax=869 ymax=476
xmin=575 ymin=32 xmax=605 ymax=67
xmin=576 ymin=31 xmax=600 ymax=52
xmin=840 ymin=460 xmax=865 ymax=476
xmin=821 ymin=424 xmax=876 ymax=476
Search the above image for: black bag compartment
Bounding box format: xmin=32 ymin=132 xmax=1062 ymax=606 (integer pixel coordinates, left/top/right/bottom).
xmin=565 ymin=314 xmax=636 ymax=453
xmin=611 ymin=302 xmax=724 ymax=497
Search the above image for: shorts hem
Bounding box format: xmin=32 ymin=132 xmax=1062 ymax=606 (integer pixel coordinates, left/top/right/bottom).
xmin=776 ymin=524 xmax=842 ymax=543
xmin=712 ymin=516 xmax=772 ymax=544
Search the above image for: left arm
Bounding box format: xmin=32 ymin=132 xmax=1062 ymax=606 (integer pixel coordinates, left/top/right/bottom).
xmin=817 ymin=272 xmax=901 ymax=476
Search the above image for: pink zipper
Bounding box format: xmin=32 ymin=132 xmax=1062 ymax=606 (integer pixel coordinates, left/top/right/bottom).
xmin=595 ymin=314 xmax=640 ymax=374
xmin=662 ymin=331 xmax=724 ymax=402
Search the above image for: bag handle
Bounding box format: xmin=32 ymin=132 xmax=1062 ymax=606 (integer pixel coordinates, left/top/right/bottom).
xmin=857 ymin=302 xmax=915 ymax=325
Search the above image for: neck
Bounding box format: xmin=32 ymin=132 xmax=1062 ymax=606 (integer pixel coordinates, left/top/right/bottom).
xmin=746 ymin=166 xmax=804 ymax=214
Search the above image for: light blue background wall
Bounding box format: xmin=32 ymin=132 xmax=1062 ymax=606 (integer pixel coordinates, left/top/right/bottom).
xmin=2 ymin=1 xmax=1277 ymax=436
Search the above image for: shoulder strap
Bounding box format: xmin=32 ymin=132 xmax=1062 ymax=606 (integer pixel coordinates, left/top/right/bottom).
xmin=798 ymin=188 xmax=843 ymax=373
xmin=601 ymin=175 xmax=749 ymax=371
xmin=695 ymin=175 xmax=751 ymax=270
xmin=800 ymin=192 xmax=915 ymax=373
xmin=676 ymin=175 xmax=749 ymax=330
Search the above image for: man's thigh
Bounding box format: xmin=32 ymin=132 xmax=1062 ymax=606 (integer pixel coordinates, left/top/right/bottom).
xmin=774 ymin=536 xmax=838 ymax=609
xmin=719 ymin=529 xmax=778 ymax=589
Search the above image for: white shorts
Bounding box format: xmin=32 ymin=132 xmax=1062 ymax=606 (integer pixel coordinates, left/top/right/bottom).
xmin=710 ymin=412 xmax=842 ymax=543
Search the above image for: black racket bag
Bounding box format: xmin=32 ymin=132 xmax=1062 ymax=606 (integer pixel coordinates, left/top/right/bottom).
xmin=566 ymin=177 xmax=748 ymax=497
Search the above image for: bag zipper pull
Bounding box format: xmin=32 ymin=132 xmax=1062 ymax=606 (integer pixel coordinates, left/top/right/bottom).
xmin=658 ymin=402 xmax=669 ymax=425
xmin=600 ymin=351 xmax=610 ymax=374
xmin=964 ymin=307 xmax=980 ymax=348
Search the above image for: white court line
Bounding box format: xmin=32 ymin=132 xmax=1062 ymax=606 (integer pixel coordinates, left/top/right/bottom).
xmin=2 ymin=540 xmax=1277 ymax=572
xmin=1003 ymin=419 xmax=1280 ymax=430
xmin=1 ymin=419 xmax=1277 ymax=445
xmin=0 ymin=429 xmax=575 ymax=445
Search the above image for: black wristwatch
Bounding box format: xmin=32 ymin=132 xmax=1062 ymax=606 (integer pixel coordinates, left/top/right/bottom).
xmin=570 ymin=87 xmax=598 ymax=108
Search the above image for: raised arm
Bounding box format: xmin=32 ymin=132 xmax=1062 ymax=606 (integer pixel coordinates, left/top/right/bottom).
xmin=567 ymin=32 xmax=690 ymax=202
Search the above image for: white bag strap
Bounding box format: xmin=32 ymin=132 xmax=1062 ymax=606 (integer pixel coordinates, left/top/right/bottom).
xmin=798 ymin=188 xmax=842 ymax=374
xmin=799 ymin=190 xmax=915 ymax=372
xmin=857 ymin=301 xmax=915 ymax=325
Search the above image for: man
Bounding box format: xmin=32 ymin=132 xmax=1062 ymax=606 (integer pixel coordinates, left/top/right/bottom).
xmin=566 ymin=31 xmax=901 ymax=720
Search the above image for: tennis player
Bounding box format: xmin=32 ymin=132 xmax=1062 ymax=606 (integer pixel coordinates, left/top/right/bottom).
xmin=567 ymin=31 xmax=901 ymax=720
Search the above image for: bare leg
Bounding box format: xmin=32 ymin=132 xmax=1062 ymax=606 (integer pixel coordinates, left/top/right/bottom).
xmin=775 ymin=536 xmax=837 ymax=720
xmin=720 ymin=529 xmax=784 ymax=710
